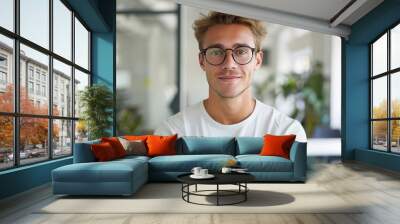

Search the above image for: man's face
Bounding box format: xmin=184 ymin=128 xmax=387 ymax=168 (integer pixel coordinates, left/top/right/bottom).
xmin=199 ymin=24 xmax=263 ymax=99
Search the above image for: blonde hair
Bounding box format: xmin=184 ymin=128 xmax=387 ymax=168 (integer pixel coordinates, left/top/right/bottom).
xmin=193 ymin=11 xmax=267 ymax=51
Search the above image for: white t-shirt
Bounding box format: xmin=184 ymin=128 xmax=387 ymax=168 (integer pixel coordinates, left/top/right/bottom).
xmin=154 ymin=99 xmax=307 ymax=142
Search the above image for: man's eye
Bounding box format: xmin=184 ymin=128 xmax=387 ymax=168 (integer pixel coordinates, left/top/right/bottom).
xmin=210 ymin=50 xmax=224 ymax=56
xmin=235 ymin=48 xmax=248 ymax=55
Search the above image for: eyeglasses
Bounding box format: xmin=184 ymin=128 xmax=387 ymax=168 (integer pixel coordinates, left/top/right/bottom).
xmin=201 ymin=46 xmax=256 ymax=66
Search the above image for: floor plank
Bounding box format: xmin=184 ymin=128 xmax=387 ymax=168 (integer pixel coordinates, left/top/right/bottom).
xmin=1 ymin=159 xmax=400 ymax=224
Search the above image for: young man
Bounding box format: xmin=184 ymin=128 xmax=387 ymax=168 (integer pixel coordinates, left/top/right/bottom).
xmin=154 ymin=11 xmax=307 ymax=142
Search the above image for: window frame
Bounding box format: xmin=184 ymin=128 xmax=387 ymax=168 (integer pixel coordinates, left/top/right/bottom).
xmin=370 ymin=20 xmax=400 ymax=154
xmin=0 ymin=0 xmax=92 ymax=171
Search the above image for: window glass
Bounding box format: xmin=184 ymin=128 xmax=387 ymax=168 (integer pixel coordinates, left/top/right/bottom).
xmin=372 ymin=34 xmax=387 ymax=76
xmin=74 ymin=69 xmax=89 ymax=118
xmin=0 ymin=0 xmax=14 ymax=31
xmin=53 ymin=0 xmax=72 ymax=60
xmin=75 ymin=120 xmax=88 ymax=143
xmin=372 ymin=77 xmax=387 ymax=119
xmin=372 ymin=121 xmax=388 ymax=151
xmin=0 ymin=116 xmax=13 ymax=170
xmin=0 ymin=35 xmax=14 ymax=113
xmin=391 ymin=120 xmax=400 ymax=153
xmin=20 ymin=117 xmax=49 ymax=165
xmin=20 ymin=0 xmax=49 ymax=49
xmin=74 ymin=18 xmax=89 ymax=70
xmin=20 ymin=44 xmax=49 ymax=115
xmin=391 ymin=24 xmax=400 ymax=70
xmin=53 ymin=59 xmax=72 ymax=116
xmin=53 ymin=119 xmax=72 ymax=157
xmin=391 ymin=72 xmax=400 ymax=118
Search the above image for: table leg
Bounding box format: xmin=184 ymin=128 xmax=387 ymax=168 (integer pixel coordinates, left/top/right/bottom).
xmin=217 ymin=184 xmax=219 ymax=206
xmin=195 ymin=184 xmax=197 ymax=192
xmin=245 ymin=183 xmax=247 ymax=201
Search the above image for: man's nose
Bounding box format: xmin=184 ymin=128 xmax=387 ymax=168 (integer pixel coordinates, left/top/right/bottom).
xmin=222 ymin=50 xmax=237 ymax=69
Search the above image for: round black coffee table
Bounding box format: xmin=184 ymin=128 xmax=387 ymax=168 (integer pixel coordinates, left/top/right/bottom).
xmin=177 ymin=172 xmax=255 ymax=206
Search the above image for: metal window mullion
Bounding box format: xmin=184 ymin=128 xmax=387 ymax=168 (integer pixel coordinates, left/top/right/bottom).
xmin=388 ymin=30 xmax=391 ymax=152
xmin=71 ymin=11 xmax=76 ymax=155
xmin=175 ymin=4 xmax=181 ymax=114
xmin=370 ymin=45 xmax=373 ymax=149
xmin=368 ymin=44 xmax=374 ymax=149
xmin=48 ymin=0 xmax=53 ymax=160
xmin=13 ymin=0 xmax=20 ymax=167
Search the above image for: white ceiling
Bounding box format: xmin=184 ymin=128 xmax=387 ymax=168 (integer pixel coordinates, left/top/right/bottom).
xmin=226 ymin=0 xmax=352 ymax=23
xmin=176 ymin=0 xmax=384 ymax=38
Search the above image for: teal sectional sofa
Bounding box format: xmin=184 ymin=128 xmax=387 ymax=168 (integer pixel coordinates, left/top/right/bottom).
xmin=52 ymin=137 xmax=307 ymax=196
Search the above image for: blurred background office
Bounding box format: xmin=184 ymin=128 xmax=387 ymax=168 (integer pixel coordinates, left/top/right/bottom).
xmin=115 ymin=0 xmax=342 ymax=156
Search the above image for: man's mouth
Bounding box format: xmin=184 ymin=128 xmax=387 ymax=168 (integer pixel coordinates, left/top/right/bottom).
xmin=218 ymin=76 xmax=241 ymax=80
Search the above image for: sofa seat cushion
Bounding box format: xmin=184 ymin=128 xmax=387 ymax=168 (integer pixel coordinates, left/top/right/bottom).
xmin=148 ymin=154 xmax=235 ymax=172
xmin=236 ymin=155 xmax=293 ymax=172
xmin=178 ymin=137 xmax=236 ymax=155
xmin=52 ymin=159 xmax=147 ymax=183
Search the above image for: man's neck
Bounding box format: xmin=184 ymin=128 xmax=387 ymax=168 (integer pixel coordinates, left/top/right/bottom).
xmin=203 ymin=94 xmax=256 ymax=125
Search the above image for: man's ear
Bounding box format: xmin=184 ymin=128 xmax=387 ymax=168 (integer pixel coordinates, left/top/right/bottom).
xmin=198 ymin=53 xmax=206 ymax=71
xmin=255 ymin=50 xmax=264 ymax=69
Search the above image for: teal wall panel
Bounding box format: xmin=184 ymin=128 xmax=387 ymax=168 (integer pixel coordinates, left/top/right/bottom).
xmin=343 ymin=0 xmax=400 ymax=172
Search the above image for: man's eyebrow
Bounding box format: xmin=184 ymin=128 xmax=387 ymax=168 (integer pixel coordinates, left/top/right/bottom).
xmin=204 ymin=43 xmax=224 ymax=49
xmin=233 ymin=43 xmax=252 ymax=48
xmin=204 ymin=43 xmax=254 ymax=49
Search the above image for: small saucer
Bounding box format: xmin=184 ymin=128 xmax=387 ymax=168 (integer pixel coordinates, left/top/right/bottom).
xmin=190 ymin=174 xmax=215 ymax=179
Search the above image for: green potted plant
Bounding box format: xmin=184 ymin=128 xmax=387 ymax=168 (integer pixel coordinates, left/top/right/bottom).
xmin=79 ymin=84 xmax=113 ymax=140
xmin=279 ymin=61 xmax=329 ymax=136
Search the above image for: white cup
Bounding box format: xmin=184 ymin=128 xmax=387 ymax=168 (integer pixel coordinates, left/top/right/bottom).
xmin=191 ymin=167 xmax=202 ymax=176
xmin=221 ymin=167 xmax=232 ymax=174
xmin=200 ymin=169 xmax=208 ymax=176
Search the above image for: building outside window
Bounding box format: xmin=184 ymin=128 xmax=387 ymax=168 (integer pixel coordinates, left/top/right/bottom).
xmin=28 ymin=66 xmax=34 ymax=79
xmin=0 ymin=54 xmax=7 ymax=89
xmin=28 ymin=81 xmax=34 ymax=94
xmin=0 ymin=0 xmax=92 ymax=170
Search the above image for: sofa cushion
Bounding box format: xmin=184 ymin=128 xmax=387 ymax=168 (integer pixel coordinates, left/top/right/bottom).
xmin=73 ymin=139 xmax=100 ymax=163
xmin=52 ymin=158 xmax=147 ymax=183
xmin=147 ymin=134 xmax=178 ymax=157
xmin=91 ymin=142 xmax=118 ymax=161
xmin=101 ymin=137 xmax=127 ymax=158
xmin=236 ymin=155 xmax=293 ymax=172
xmin=235 ymin=137 xmax=263 ymax=155
xmin=118 ymin=137 xmax=147 ymax=156
xmin=260 ymin=134 xmax=296 ymax=159
xmin=148 ymin=154 xmax=235 ymax=172
xmin=179 ymin=137 xmax=236 ymax=155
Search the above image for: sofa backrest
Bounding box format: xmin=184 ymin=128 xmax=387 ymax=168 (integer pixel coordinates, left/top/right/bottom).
xmin=177 ymin=136 xmax=236 ymax=155
xmin=73 ymin=139 xmax=100 ymax=163
xmin=235 ymin=137 xmax=264 ymax=155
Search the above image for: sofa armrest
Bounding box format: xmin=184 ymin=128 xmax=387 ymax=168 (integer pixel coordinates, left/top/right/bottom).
xmin=73 ymin=140 xmax=100 ymax=163
xmin=289 ymin=142 xmax=307 ymax=181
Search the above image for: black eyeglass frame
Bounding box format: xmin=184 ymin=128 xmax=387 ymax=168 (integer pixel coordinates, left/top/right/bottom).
xmin=200 ymin=46 xmax=257 ymax=66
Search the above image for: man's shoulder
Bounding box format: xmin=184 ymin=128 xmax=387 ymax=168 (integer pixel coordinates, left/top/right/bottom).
xmin=255 ymin=100 xmax=298 ymax=123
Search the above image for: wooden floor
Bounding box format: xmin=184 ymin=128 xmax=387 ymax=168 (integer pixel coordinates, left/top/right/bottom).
xmin=1 ymin=159 xmax=400 ymax=224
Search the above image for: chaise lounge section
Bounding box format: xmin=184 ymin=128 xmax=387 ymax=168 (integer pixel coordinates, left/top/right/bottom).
xmin=52 ymin=137 xmax=307 ymax=196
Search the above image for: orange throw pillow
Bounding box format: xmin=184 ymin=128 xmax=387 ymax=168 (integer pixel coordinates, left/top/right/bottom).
xmin=260 ymin=134 xmax=296 ymax=159
xmin=101 ymin=137 xmax=126 ymax=158
xmin=124 ymin=135 xmax=148 ymax=141
xmin=91 ymin=142 xmax=117 ymax=161
xmin=146 ymin=134 xmax=178 ymax=157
